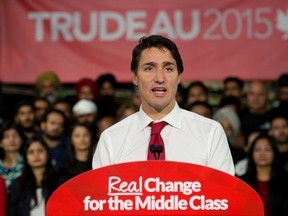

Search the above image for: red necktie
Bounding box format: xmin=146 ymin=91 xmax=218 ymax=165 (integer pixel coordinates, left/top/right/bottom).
xmin=148 ymin=121 xmax=167 ymax=160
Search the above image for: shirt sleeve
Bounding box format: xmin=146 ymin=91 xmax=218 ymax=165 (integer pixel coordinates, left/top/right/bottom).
xmin=92 ymin=131 xmax=113 ymax=169
xmin=207 ymin=122 xmax=235 ymax=176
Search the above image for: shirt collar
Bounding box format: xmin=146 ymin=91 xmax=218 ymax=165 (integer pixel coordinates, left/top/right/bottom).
xmin=137 ymin=103 xmax=182 ymax=131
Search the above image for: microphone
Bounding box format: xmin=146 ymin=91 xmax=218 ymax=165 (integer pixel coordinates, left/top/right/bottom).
xmin=149 ymin=144 xmax=163 ymax=160
xmin=149 ymin=144 xmax=157 ymax=160
xmin=155 ymin=145 xmax=163 ymax=160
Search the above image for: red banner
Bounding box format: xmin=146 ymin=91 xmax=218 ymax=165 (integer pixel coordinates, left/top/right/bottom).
xmin=46 ymin=161 xmax=263 ymax=215
xmin=0 ymin=0 xmax=287 ymax=83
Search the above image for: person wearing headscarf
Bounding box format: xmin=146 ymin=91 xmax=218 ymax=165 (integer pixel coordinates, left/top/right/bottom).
xmin=35 ymin=71 xmax=61 ymax=103
xmin=75 ymin=78 xmax=99 ymax=102
xmin=213 ymin=107 xmax=246 ymax=164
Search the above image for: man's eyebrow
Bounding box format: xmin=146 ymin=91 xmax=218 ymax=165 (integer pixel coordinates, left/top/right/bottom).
xmin=141 ymin=62 xmax=157 ymax=67
xmin=162 ymin=61 xmax=176 ymax=67
xmin=141 ymin=61 xmax=176 ymax=66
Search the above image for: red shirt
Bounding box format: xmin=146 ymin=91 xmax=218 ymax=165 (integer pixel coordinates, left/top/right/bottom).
xmin=257 ymin=179 xmax=269 ymax=216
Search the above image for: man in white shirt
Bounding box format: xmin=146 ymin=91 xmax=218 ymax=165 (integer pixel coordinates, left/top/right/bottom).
xmin=92 ymin=35 xmax=234 ymax=175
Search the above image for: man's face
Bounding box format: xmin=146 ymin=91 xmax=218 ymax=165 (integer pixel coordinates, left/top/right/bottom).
xmin=224 ymin=81 xmax=242 ymax=99
xmin=41 ymin=112 xmax=65 ymax=139
xmin=100 ymin=81 xmax=114 ymax=97
xmin=133 ymin=47 xmax=181 ymax=116
xmin=78 ymin=85 xmax=95 ymax=101
xmin=247 ymin=82 xmax=268 ymax=113
xmin=41 ymin=80 xmax=56 ymax=95
xmin=34 ymin=100 xmax=49 ymax=122
xmin=76 ymin=114 xmax=96 ymax=126
xmin=187 ymin=86 xmax=208 ymax=105
xmin=269 ymin=117 xmax=288 ymax=144
xmin=14 ymin=105 xmax=35 ymax=129
xmin=278 ymin=86 xmax=288 ymax=102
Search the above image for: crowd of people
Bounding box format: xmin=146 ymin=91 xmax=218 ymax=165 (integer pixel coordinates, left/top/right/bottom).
xmin=1 ymin=68 xmax=288 ymax=215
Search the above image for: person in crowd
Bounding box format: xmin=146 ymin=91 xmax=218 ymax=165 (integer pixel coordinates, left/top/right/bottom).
xmin=35 ymin=71 xmax=61 ymax=104
xmin=52 ymin=99 xmax=74 ymax=125
xmin=268 ymin=115 xmax=288 ymax=169
xmin=131 ymin=89 xmax=142 ymax=109
xmin=115 ymin=102 xmax=139 ymax=122
xmin=223 ymin=76 xmax=244 ymax=100
xmin=0 ymin=122 xmax=24 ymax=193
xmin=219 ymin=96 xmax=242 ymax=114
xmin=60 ymin=123 xmax=95 ymax=181
xmin=182 ymin=81 xmax=209 ymax=109
xmin=72 ymin=99 xmax=98 ymax=133
xmin=95 ymin=73 xmax=120 ymax=119
xmin=37 ymin=109 xmax=68 ymax=170
xmin=239 ymin=81 xmax=272 ymax=137
xmin=235 ymin=131 xmax=260 ymax=177
xmin=92 ymin=35 xmax=234 ymax=175
xmin=213 ymin=107 xmax=246 ymax=164
xmin=175 ymin=83 xmax=186 ymax=108
xmin=75 ymin=78 xmax=99 ymax=102
xmin=187 ymin=101 xmax=213 ymax=119
xmin=33 ymin=97 xmax=50 ymax=131
xmin=13 ymin=100 xmax=37 ymax=143
xmin=240 ymin=133 xmax=288 ymax=216
xmin=271 ymin=73 xmax=288 ymax=119
xmin=8 ymin=138 xmax=61 ymax=216
xmin=0 ymin=176 xmax=6 ymax=216
xmin=96 ymin=115 xmax=115 ymax=141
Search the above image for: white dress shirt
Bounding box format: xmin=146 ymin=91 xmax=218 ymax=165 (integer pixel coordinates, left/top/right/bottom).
xmin=92 ymin=103 xmax=235 ymax=175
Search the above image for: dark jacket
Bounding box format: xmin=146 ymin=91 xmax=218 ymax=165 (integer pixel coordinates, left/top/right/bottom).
xmin=240 ymin=170 xmax=288 ymax=216
xmin=7 ymin=172 xmax=61 ymax=216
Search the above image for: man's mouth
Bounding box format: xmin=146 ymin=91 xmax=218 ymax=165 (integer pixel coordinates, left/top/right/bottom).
xmin=152 ymin=87 xmax=166 ymax=92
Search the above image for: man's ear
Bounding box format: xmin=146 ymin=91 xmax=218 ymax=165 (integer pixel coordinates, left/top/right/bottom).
xmin=132 ymin=73 xmax=138 ymax=87
xmin=177 ymin=73 xmax=182 ymax=85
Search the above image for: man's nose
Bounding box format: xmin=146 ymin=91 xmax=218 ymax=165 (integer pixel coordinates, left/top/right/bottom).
xmin=155 ymin=68 xmax=165 ymax=83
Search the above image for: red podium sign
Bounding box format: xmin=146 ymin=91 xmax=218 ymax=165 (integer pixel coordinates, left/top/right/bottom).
xmin=46 ymin=161 xmax=263 ymax=215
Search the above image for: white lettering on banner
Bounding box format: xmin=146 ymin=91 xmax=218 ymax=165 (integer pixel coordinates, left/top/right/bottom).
xmin=82 ymin=176 xmax=229 ymax=211
xmin=144 ymin=177 xmax=201 ymax=195
xmin=51 ymin=12 xmax=73 ymax=41
xmin=83 ymin=196 xmax=106 ymax=210
xmin=27 ymin=12 xmax=50 ymax=41
xmin=135 ymin=195 xmax=188 ymax=210
xmin=108 ymin=176 xmax=143 ymax=196
xmin=74 ymin=13 xmax=97 ymax=41
xmin=189 ymin=195 xmax=228 ymax=210
xmin=203 ymin=7 xmax=273 ymax=40
xmin=126 ymin=11 xmax=146 ymax=40
xmin=28 ymin=7 xmax=276 ymax=42
xmin=27 ymin=10 xmax=200 ymax=41
xmin=100 ymin=11 xmax=125 ymax=41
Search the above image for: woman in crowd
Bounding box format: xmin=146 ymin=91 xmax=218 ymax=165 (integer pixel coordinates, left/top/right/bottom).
xmin=182 ymin=81 xmax=209 ymax=109
xmin=115 ymin=102 xmax=138 ymax=122
xmin=8 ymin=138 xmax=61 ymax=216
xmin=240 ymin=133 xmax=288 ymax=216
xmin=0 ymin=121 xmax=24 ymax=193
xmin=60 ymin=123 xmax=95 ymax=181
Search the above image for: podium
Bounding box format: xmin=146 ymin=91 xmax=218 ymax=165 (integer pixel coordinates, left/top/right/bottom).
xmin=46 ymin=161 xmax=263 ymax=215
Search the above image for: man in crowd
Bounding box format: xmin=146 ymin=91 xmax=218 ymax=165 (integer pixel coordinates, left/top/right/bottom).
xmin=37 ymin=109 xmax=68 ymax=169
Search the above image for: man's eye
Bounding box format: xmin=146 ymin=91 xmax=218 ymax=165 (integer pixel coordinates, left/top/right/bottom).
xmin=165 ymin=67 xmax=173 ymax=72
xmin=144 ymin=67 xmax=153 ymax=71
